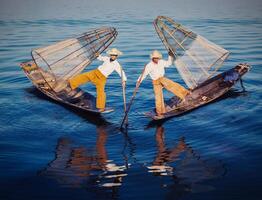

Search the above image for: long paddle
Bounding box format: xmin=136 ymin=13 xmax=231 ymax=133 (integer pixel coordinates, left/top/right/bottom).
xmin=120 ymin=66 xmax=128 ymax=125
xmin=120 ymin=65 xmax=147 ymax=129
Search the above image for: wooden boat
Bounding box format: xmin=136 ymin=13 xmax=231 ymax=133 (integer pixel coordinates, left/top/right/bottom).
xmin=145 ymin=63 xmax=250 ymax=120
xmin=145 ymin=16 xmax=250 ymax=120
xmin=20 ymin=27 xmax=117 ymax=114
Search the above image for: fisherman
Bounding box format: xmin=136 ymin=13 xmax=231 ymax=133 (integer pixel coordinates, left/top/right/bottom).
xmin=137 ymin=50 xmax=189 ymax=116
xmin=69 ymin=48 xmax=127 ymax=112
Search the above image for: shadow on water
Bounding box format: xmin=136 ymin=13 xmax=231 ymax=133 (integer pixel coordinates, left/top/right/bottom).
xmin=27 ymin=84 xmax=135 ymax=198
xmin=146 ymin=88 xmax=249 ymax=129
xmin=147 ymin=125 xmax=227 ymax=197
xmin=37 ymin=122 xmax=227 ymax=199
xmin=25 ymin=86 xmax=228 ymax=198
xmin=25 ymin=86 xmax=138 ymax=170
xmin=24 ymin=83 xmax=249 ymax=130
xmin=25 ymin=87 xmax=110 ymax=126
xmin=38 ymin=124 xmax=131 ymax=199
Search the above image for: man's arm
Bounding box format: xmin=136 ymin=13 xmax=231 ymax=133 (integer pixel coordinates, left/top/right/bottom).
xmin=97 ymin=54 xmax=108 ymax=62
xmin=115 ymin=63 xmax=127 ymax=82
xmin=162 ymin=56 xmax=174 ymax=68
xmin=136 ymin=64 xmax=150 ymax=85
xmin=163 ymin=51 xmax=175 ymax=67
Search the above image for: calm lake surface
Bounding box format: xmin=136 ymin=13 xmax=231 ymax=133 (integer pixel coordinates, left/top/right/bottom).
xmin=0 ymin=0 xmax=261 ymax=199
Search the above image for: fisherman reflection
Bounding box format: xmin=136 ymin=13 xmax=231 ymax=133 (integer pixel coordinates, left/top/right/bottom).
xmin=147 ymin=126 xmax=187 ymax=176
xmin=39 ymin=125 xmax=128 ymax=192
xmin=147 ymin=125 xmax=226 ymax=194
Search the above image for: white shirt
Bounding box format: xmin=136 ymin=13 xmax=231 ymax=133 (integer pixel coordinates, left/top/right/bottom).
xmin=138 ymin=56 xmax=174 ymax=82
xmin=97 ymin=55 xmax=127 ymax=81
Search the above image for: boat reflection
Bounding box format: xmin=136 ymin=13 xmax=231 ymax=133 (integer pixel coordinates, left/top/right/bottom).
xmin=39 ymin=125 xmax=129 ymax=192
xmin=147 ymin=125 xmax=227 ymax=194
xmin=40 ymin=122 xmax=227 ymax=197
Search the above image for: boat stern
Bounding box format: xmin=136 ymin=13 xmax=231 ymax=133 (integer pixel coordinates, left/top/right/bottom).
xmin=235 ymin=63 xmax=251 ymax=76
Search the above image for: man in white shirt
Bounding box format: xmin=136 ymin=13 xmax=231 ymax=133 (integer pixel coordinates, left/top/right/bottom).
xmin=69 ymin=48 xmax=127 ymax=111
xmin=137 ymin=50 xmax=189 ymax=116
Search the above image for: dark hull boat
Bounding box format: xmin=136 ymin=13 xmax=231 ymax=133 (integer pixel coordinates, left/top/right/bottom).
xmin=145 ymin=16 xmax=250 ymax=120
xmin=20 ymin=27 xmax=117 ymax=114
xmin=20 ymin=61 xmax=113 ymax=114
xmin=145 ymin=64 xmax=250 ymax=120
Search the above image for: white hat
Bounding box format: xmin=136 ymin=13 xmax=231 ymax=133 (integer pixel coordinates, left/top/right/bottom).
xmin=150 ymin=50 xmax=162 ymax=59
xmin=106 ymin=48 xmax=123 ymax=56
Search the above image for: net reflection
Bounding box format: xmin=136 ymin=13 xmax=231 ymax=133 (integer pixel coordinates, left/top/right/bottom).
xmin=39 ymin=125 xmax=128 ymax=192
xmin=147 ymin=126 xmax=227 ymax=194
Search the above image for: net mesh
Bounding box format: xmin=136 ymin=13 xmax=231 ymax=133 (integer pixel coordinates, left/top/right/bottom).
xmin=154 ymin=16 xmax=229 ymax=89
xmin=32 ymin=27 xmax=117 ymax=81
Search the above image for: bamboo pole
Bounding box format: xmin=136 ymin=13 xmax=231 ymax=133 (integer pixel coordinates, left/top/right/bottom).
xmin=120 ymin=65 xmax=146 ymax=129
xmin=120 ymin=65 xmax=128 ymax=126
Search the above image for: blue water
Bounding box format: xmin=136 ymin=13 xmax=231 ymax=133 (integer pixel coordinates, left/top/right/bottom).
xmin=0 ymin=0 xmax=262 ymax=199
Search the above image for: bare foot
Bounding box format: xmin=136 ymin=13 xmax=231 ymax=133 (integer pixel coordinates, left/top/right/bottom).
xmin=98 ymin=108 xmax=105 ymax=112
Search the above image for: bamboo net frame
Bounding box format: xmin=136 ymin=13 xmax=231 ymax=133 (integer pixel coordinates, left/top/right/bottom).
xmin=31 ymin=27 xmax=118 ymax=81
xmin=154 ymin=16 xmax=230 ymax=89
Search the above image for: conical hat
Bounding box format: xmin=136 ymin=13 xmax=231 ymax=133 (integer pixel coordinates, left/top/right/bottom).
xmin=150 ymin=50 xmax=162 ymax=59
xmin=107 ymin=48 xmax=123 ymax=56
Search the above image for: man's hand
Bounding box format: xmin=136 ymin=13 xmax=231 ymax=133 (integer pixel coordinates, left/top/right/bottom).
xmin=168 ymin=50 xmax=174 ymax=57
xmin=95 ymin=52 xmax=100 ymax=57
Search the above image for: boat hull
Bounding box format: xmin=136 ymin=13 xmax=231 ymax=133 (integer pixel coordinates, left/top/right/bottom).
xmin=145 ymin=63 xmax=250 ymax=120
xmin=20 ymin=61 xmax=113 ymax=114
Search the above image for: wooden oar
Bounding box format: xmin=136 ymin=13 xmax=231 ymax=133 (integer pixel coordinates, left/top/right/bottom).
xmin=120 ymin=66 xmax=128 ymax=125
xmin=120 ymin=65 xmax=147 ymax=129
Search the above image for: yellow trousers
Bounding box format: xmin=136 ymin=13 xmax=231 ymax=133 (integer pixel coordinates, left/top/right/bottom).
xmin=69 ymin=69 xmax=107 ymax=109
xmin=152 ymin=77 xmax=189 ymax=115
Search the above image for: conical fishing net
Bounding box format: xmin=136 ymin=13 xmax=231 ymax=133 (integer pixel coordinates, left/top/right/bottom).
xmin=154 ymin=16 xmax=229 ymax=89
xmin=32 ymin=27 xmax=117 ymax=81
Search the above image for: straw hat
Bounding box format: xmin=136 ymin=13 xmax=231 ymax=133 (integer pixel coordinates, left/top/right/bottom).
xmin=150 ymin=50 xmax=162 ymax=59
xmin=107 ymin=48 xmax=123 ymax=56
